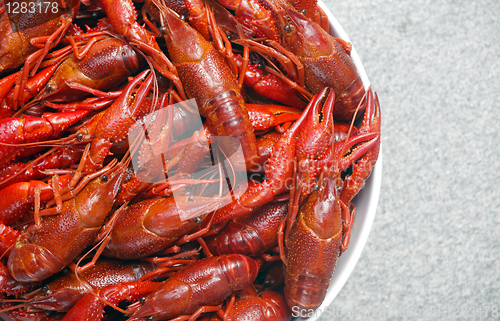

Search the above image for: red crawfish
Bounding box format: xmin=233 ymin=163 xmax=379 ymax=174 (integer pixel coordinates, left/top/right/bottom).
xmin=66 ymin=69 xmax=154 ymax=179
xmin=184 ymin=0 xmax=279 ymax=40
xmin=0 ymin=0 xmax=80 ymax=74
xmin=61 ymin=280 xmax=161 ymax=321
xmin=0 ymin=110 xmax=89 ymax=169
xmin=247 ymin=0 xmax=366 ymax=121
xmin=56 ymin=255 xmax=259 ymax=320
xmin=24 ymin=259 xmax=155 ymax=312
xmin=205 ymin=201 xmax=288 ymax=258
xmin=339 ymin=89 xmax=381 ymax=206
xmin=283 ymin=161 xmax=345 ymax=310
xmin=2 ymin=0 xmax=82 ymax=112
xmin=103 ymin=196 xmax=216 ymax=260
xmin=202 ymin=289 xmax=292 ymax=321
xmin=153 ymin=2 xmax=258 ymax=172
xmin=0 ymin=146 xmax=83 ymax=190
xmin=0 ymin=174 xmax=72 ymax=226
xmin=59 ymin=250 xmax=200 ymax=321
xmin=290 ymin=87 xmax=380 ymax=205
xmin=296 ymin=87 xmax=380 ymax=252
xmin=1 ymin=34 xmax=143 ymax=115
xmin=34 ymin=36 xmax=145 ymax=103
xmin=7 ymin=162 xmax=124 ymax=282
xmin=127 ymin=254 xmax=259 ymax=320
xmin=281 ymin=90 xmax=380 ymax=310
xmin=97 ymin=0 xmax=186 ymax=95
xmin=211 ymin=89 xmax=324 ymax=224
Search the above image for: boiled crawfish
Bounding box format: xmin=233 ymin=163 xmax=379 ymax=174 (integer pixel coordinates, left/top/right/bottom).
xmin=0 ymin=1 xmax=382 ymax=319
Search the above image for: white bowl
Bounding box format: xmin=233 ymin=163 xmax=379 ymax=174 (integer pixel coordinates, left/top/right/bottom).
xmin=292 ymin=2 xmax=382 ymax=320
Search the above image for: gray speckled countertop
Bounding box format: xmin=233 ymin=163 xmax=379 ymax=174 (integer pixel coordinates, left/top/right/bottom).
xmin=318 ymin=0 xmax=500 ymax=320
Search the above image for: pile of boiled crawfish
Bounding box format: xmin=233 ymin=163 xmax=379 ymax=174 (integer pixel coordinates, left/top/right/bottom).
xmin=0 ymin=0 xmax=380 ymax=319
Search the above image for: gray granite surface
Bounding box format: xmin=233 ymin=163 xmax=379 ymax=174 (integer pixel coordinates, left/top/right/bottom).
xmin=318 ymin=0 xmax=500 ymax=320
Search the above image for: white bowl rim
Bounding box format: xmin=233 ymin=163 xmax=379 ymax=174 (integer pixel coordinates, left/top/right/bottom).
xmin=292 ymin=2 xmax=382 ymax=320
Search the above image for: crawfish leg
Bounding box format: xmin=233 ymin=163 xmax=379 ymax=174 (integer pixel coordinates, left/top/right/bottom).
xmin=173 ymin=305 xmax=223 ymax=321
xmin=340 ymin=203 xmax=355 ymax=253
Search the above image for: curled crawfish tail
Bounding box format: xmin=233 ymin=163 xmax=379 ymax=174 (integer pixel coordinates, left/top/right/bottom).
xmin=225 ymin=290 xmax=292 ymax=321
xmin=0 ymin=260 xmax=35 ymax=298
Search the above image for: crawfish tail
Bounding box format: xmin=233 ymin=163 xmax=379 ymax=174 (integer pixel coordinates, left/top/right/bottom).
xmin=225 ymin=290 xmax=292 ymax=321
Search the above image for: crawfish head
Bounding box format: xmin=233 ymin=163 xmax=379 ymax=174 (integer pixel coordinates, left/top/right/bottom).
xmin=284 ymin=168 xmax=343 ymax=310
xmin=7 ymin=164 xmax=124 ymax=283
xmin=267 ymin=0 xmax=333 ymax=58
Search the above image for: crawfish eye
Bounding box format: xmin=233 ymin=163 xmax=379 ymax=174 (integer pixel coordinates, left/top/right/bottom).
xmin=101 ymin=175 xmax=108 ymax=182
xmin=146 ymin=316 xmax=154 ymax=321
xmin=284 ymin=24 xmax=291 ymax=33
xmin=188 ymin=194 xmax=195 ymax=202
xmin=159 ymin=26 xmax=167 ymax=34
xmin=313 ymin=183 xmax=319 ymax=191
xmin=76 ymin=133 xmax=83 ymax=142
xmin=194 ymin=216 xmax=202 ymax=224
xmin=140 ymin=297 xmax=147 ymax=303
xmin=45 ymin=84 xmax=53 ymax=93
xmin=179 ymin=14 xmax=187 ymax=21
xmin=41 ymin=285 xmax=49 ymax=293
xmin=301 ymin=9 xmax=307 ymax=15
